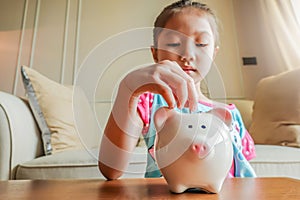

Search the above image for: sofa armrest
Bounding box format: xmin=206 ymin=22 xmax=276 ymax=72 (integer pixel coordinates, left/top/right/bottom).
xmin=0 ymin=91 xmax=43 ymax=180
xmin=227 ymin=99 xmax=254 ymax=130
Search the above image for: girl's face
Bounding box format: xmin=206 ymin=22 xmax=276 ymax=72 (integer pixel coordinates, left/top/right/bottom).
xmin=152 ymin=9 xmax=218 ymax=84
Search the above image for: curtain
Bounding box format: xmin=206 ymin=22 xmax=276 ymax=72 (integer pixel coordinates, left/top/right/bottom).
xmin=291 ymin=0 xmax=300 ymax=25
xmin=259 ymin=0 xmax=300 ymax=70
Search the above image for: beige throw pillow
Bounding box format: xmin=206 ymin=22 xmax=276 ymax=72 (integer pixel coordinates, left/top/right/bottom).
xmin=21 ymin=66 xmax=85 ymax=154
xmin=249 ymin=68 xmax=300 ymax=147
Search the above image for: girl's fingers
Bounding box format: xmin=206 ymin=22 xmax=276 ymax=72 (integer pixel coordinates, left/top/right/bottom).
xmin=158 ymin=69 xmax=188 ymax=109
xmin=153 ymin=80 xmax=177 ymax=109
xmin=186 ymin=78 xmax=198 ymax=112
xmin=159 ymin=61 xmax=198 ymax=111
xmin=124 ymin=60 xmax=198 ymax=111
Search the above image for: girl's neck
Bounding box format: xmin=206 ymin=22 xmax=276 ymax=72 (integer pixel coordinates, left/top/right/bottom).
xmin=195 ymin=82 xmax=211 ymax=103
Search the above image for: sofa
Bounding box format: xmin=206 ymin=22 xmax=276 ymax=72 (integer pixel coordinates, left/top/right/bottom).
xmin=1 ymin=89 xmax=300 ymax=180
xmin=0 ymin=90 xmax=148 ymax=180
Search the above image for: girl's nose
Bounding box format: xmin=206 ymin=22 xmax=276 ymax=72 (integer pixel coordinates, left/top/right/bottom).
xmin=180 ymin=41 xmax=196 ymax=62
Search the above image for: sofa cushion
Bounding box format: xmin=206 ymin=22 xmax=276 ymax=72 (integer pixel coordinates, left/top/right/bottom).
xmin=250 ymin=68 xmax=300 ymax=147
xmin=20 ymin=66 xmax=99 ymax=154
xmin=16 ymin=145 xmax=300 ymax=180
xmin=250 ymin=145 xmax=300 ymax=179
xmin=15 ymin=147 xmax=147 ymax=179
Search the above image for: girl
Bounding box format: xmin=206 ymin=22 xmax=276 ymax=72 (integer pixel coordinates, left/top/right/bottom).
xmin=99 ymin=0 xmax=256 ymax=179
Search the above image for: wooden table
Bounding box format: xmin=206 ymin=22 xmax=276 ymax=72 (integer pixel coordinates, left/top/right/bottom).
xmin=0 ymin=178 xmax=300 ymax=199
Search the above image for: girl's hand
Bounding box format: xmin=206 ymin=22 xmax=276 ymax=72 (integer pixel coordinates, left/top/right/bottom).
xmin=122 ymin=60 xmax=198 ymax=112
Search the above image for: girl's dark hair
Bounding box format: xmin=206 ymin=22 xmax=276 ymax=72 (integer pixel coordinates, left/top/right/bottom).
xmin=153 ymin=0 xmax=219 ymax=47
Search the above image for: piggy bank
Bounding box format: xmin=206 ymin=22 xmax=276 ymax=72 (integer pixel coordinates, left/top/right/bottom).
xmin=154 ymin=107 xmax=233 ymax=194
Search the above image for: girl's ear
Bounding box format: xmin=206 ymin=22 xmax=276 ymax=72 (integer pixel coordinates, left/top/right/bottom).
xmin=151 ymin=46 xmax=158 ymax=63
xmin=213 ymin=46 xmax=219 ymax=60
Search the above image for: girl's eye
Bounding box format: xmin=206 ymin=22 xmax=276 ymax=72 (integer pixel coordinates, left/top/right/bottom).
xmin=166 ymin=43 xmax=180 ymax=47
xmin=196 ymin=43 xmax=208 ymax=47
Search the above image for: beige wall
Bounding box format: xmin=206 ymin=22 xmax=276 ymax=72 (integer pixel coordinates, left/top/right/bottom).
xmin=232 ymin=0 xmax=287 ymax=99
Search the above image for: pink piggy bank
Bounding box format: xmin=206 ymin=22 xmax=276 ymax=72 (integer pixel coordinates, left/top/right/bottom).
xmin=154 ymin=107 xmax=233 ymax=194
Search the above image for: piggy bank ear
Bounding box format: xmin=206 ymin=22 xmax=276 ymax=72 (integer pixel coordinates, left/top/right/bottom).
xmin=210 ymin=107 xmax=232 ymax=127
xmin=154 ymin=107 xmax=172 ymax=132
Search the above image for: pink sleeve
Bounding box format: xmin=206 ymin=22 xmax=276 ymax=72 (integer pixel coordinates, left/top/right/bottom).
xmin=242 ymin=130 xmax=256 ymax=161
xmin=137 ymin=92 xmax=154 ymax=135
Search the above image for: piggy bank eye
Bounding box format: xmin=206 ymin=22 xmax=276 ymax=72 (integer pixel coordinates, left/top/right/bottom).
xmin=188 ymin=125 xmax=193 ymax=128
xmin=201 ymin=125 xmax=206 ymax=129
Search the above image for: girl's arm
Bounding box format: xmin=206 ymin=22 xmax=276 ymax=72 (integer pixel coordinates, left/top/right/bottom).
xmin=98 ymin=81 xmax=143 ymax=180
xmin=98 ymin=60 xmax=198 ymax=180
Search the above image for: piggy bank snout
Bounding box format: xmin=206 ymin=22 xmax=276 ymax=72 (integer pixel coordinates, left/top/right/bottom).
xmin=192 ymin=142 xmax=211 ymax=159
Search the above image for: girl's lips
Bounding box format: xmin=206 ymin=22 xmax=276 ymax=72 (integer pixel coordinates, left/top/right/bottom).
xmin=182 ymin=67 xmax=196 ymax=72
xmin=181 ymin=63 xmax=197 ymax=73
xmin=182 ymin=68 xmax=196 ymax=75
